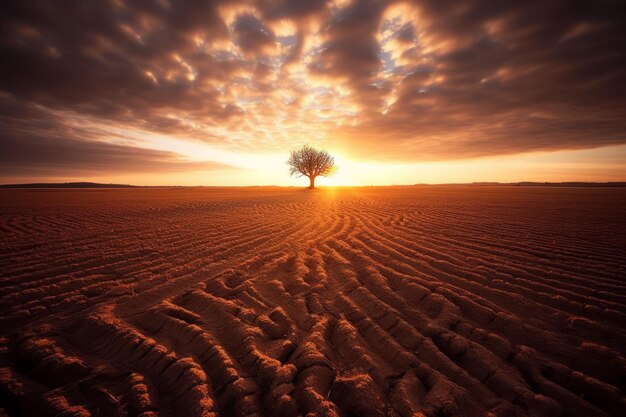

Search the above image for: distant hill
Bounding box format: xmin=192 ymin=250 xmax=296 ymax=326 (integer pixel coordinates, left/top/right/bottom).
xmin=513 ymin=182 xmax=626 ymax=187
xmin=0 ymin=182 xmax=137 ymax=188
xmin=437 ymin=182 xmax=626 ymax=187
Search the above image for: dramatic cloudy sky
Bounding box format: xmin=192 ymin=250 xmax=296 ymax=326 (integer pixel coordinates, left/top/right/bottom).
xmin=1 ymin=0 xmax=625 ymax=185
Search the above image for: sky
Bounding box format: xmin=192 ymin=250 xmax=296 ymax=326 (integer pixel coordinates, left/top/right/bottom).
xmin=1 ymin=0 xmax=625 ymax=186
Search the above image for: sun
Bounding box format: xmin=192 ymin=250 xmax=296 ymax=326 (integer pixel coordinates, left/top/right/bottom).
xmin=318 ymin=153 xmax=357 ymax=186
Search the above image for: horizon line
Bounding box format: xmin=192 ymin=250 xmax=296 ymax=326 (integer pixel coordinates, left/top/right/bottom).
xmin=2 ymin=181 xmax=626 ymax=189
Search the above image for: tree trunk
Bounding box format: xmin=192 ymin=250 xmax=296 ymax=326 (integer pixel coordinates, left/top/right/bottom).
xmin=309 ymin=176 xmax=315 ymax=189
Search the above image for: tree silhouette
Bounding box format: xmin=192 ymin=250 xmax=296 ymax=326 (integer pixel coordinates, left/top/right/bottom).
xmin=287 ymin=145 xmax=336 ymax=189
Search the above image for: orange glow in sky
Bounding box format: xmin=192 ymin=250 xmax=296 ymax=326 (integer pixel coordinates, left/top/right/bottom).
xmin=1 ymin=1 xmax=625 ymax=185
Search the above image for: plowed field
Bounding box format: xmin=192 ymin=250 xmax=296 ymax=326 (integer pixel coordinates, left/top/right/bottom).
xmin=1 ymin=186 xmax=625 ymax=416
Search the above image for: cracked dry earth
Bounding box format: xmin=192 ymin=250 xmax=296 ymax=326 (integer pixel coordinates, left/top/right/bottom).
xmin=0 ymin=186 xmax=625 ymax=417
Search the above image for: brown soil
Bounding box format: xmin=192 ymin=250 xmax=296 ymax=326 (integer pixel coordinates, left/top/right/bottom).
xmin=1 ymin=186 xmax=624 ymax=416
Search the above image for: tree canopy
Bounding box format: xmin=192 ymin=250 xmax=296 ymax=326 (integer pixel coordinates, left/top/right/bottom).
xmin=287 ymin=145 xmax=335 ymax=189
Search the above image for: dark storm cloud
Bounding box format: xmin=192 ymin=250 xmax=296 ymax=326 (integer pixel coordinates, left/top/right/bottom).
xmin=0 ymin=98 xmax=232 ymax=178
xmin=0 ymin=0 xmax=236 ymax=125
xmin=312 ymin=0 xmax=383 ymax=80
xmin=337 ymin=0 xmax=626 ymax=158
xmin=1 ymin=0 xmax=626 ymax=173
xmin=308 ymin=0 xmax=387 ymax=113
xmin=233 ymin=14 xmax=276 ymax=55
xmin=0 ymin=132 xmax=230 ymax=177
xmin=258 ymin=0 xmax=327 ymax=20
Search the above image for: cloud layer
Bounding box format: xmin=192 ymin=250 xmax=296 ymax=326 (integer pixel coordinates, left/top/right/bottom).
xmin=1 ymin=0 xmax=625 ymax=178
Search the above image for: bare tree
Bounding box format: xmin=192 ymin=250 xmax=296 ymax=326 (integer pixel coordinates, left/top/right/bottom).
xmin=287 ymin=145 xmax=336 ymax=189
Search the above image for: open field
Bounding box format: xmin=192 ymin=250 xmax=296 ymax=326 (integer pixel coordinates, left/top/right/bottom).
xmin=1 ymin=186 xmax=625 ymax=417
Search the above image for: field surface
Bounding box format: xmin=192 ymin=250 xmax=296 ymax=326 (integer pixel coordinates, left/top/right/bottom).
xmin=1 ymin=186 xmax=625 ymax=417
